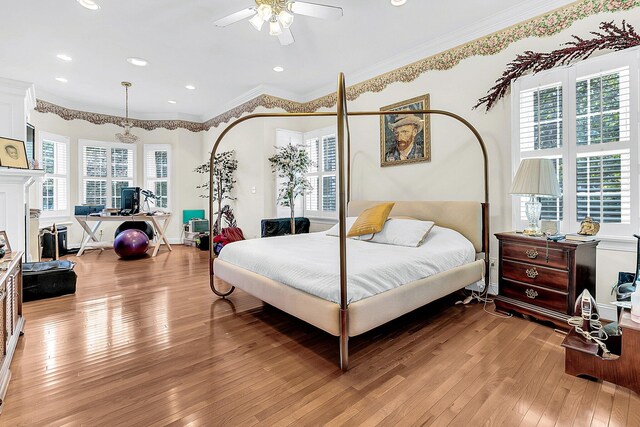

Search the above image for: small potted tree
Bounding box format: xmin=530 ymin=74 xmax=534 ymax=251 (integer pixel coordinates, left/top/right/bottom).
xmin=194 ymin=150 xmax=238 ymax=235
xmin=268 ymin=143 xmax=313 ymax=235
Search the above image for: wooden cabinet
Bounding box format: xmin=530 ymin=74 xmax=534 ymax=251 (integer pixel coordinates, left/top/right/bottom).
xmin=494 ymin=233 xmax=597 ymax=330
xmin=0 ymin=251 xmax=24 ymax=412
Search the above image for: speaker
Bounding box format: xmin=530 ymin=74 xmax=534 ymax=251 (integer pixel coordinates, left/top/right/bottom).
xmin=120 ymin=187 xmax=140 ymax=214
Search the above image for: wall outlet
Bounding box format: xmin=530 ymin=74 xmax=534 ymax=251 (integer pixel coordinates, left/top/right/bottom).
xmin=489 ymin=257 xmax=497 ymax=268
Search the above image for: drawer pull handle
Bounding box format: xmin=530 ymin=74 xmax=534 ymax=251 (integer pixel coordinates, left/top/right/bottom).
xmin=525 ymin=248 xmax=539 ymax=259
xmin=526 ymin=289 xmax=538 ymax=299
xmin=526 ymin=268 xmax=539 ymax=279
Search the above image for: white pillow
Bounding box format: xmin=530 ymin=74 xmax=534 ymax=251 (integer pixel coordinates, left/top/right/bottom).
xmin=364 ymin=218 xmax=435 ymax=247
xmin=325 ymin=217 xmax=358 ymax=236
xmin=327 ymin=218 xmax=434 ymax=247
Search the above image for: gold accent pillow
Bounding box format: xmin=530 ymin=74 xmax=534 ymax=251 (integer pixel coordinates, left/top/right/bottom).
xmin=347 ymin=203 xmax=395 ymax=237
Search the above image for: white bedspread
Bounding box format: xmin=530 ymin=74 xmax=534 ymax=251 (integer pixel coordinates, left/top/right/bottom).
xmin=217 ymin=226 xmax=476 ymax=304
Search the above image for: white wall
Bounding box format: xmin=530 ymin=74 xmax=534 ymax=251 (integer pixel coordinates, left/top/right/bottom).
xmin=28 ymin=111 xmax=203 ymax=246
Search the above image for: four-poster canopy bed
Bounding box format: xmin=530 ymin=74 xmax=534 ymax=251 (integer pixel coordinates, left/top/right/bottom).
xmin=209 ymin=73 xmax=490 ymax=371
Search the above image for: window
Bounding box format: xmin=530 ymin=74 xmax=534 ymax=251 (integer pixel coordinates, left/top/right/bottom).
xmin=79 ymin=140 xmax=135 ymax=208
xmin=512 ymin=47 xmax=638 ymax=236
xmin=144 ymin=144 xmax=171 ymax=209
xmin=40 ymin=132 xmax=69 ymax=217
xmin=304 ymin=127 xmax=337 ymax=218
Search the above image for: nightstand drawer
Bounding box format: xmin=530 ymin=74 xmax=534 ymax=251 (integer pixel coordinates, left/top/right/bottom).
xmin=502 ymin=260 xmax=569 ymax=292
xmin=502 ymin=241 xmax=568 ymax=270
xmin=501 ymin=279 xmax=568 ymax=313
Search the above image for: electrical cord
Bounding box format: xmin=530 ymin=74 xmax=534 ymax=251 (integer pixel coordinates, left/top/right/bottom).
xmin=456 ymin=260 xmax=512 ymax=319
xmin=567 ymin=314 xmax=618 ymax=359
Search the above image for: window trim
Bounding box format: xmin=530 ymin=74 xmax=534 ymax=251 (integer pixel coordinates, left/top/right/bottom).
xmin=38 ymin=131 xmax=70 ymax=218
xmin=511 ymin=47 xmax=639 ymax=237
xmin=78 ymin=139 xmax=136 ymax=209
xmin=143 ymin=144 xmax=171 ymax=211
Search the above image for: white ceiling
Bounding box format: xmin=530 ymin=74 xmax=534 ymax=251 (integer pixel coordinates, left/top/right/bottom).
xmin=0 ymin=0 xmax=575 ymax=121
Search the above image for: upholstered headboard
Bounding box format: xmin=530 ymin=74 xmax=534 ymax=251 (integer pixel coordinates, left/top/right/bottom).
xmin=348 ymin=200 xmax=485 ymax=253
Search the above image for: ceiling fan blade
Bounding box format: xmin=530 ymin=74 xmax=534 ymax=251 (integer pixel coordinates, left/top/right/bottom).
xmin=278 ymin=28 xmax=295 ymax=45
xmin=290 ymin=2 xmax=343 ymax=20
xmin=214 ymin=8 xmax=256 ymax=27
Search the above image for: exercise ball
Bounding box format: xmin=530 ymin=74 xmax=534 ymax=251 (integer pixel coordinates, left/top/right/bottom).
xmin=114 ymin=221 xmax=154 ymax=240
xmin=114 ymin=229 xmax=149 ymax=259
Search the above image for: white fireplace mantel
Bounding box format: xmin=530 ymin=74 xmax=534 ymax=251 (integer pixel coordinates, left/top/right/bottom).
xmin=0 ymin=168 xmax=44 ymax=258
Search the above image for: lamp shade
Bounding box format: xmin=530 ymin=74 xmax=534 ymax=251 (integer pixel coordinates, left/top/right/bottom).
xmin=510 ymin=158 xmax=560 ymax=197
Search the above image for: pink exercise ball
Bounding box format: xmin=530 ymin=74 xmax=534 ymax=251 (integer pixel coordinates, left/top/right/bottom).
xmin=114 ymin=229 xmax=149 ymax=259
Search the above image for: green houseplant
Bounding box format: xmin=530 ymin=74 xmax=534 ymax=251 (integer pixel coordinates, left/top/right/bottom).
xmin=194 ymin=150 xmax=238 ymax=235
xmin=268 ymin=143 xmax=313 ymax=235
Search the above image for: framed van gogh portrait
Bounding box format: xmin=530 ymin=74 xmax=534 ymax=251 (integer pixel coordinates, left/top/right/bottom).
xmin=380 ymin=94 xmax=431 ymax=167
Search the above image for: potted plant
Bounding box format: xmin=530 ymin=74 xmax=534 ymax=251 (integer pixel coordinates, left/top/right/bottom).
xmin=268 ymin=143 xmax=313 ymax=235
xmin=194 ymin=150 xmax=238 ymax=235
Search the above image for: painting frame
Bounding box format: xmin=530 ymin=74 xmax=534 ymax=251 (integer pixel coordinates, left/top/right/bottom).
xmin=0 ymin=230 xmax=11 ymax=253
xmin=380 ymin=94 xmax=431 ymax=167
xmin=0 ymin=136 xmax=29 ymax=169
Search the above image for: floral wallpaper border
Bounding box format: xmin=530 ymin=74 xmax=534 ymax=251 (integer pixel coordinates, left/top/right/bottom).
xmin=35 ymin=0 xmax=640 ymax=133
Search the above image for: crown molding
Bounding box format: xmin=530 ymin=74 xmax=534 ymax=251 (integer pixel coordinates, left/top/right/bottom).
xmin=34 ymin=0 xmax=640 ymax=133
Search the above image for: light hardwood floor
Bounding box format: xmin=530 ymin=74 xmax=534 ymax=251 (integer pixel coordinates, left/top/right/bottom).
xmin=2 ymin=246 xmax=638 ymax=426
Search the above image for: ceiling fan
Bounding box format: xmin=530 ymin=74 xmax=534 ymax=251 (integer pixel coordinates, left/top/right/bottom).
xmin=214 ymin=1 xmax=343 ymax=46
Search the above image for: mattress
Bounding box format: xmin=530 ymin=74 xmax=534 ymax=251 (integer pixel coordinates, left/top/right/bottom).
xmin=217 ymin=226 xmax=476 ymax=304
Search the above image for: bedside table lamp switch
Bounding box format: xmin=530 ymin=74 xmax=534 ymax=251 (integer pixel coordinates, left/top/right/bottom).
xmin=510 ymin=159 xmax=561 ymax=236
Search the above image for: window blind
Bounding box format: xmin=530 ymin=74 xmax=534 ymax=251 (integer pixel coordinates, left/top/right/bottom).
xmin=80 ymin=142 xmax=135 ymax=208
xmin=513 ymin=48 xmax=638 ymax=236
xmin=144 ymin=145 xmax=170 ymax=209
xmin=303 ymin=128 xmax=337 ymax=218
xmin=41 ymin=136 xmax=69 ymax=215
xmin=519 ymin=84 xmax=563 ymax=153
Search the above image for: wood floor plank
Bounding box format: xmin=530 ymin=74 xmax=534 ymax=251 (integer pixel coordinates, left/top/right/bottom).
xmin=0 ymin=246 xmax=632 ymax=426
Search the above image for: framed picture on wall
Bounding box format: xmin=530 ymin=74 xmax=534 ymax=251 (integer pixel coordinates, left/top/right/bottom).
xmin=380 ymin=94 xmax=431 ymax=167
xmin=0 ymin=136 xmax=29 ymax=169
xmin=0 ymin=230 xmax=11 ymax=253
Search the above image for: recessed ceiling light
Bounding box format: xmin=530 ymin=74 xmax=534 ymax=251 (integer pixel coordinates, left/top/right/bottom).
xmin=168 ymin=100 xmax=177 ymax=104
xmin=77 ymin=0 xmax=101 ymax=10
xmin=391 ymin=0 xmax=407 ymax=5
xmin=55 ymin=77 xmax=68 ymax=83
xmin=126 ymin=57 xmax=149 ymax=67
xmin=273 ymin=66 xmax=284 ymax=72
xmin=56 ymin=54 xmax=73 ymax=62
xmin=185 ymin=85 xmax=196 ymax=90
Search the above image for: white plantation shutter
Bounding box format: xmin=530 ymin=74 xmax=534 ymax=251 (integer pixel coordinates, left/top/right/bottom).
xmin=40 ymin=133 xmax=69 ymax=216
xmin=519 ymin=84 xmax=563 ymax=153
xmin=303 ymin=127 xmax=337 ymax=218
xmin=144 ymin=144 xmax=171 ymax=209
xmin=79 ymin=140 xmax=136 ymax=208
xmin=512 ymin=47 xmax=639 ymax=236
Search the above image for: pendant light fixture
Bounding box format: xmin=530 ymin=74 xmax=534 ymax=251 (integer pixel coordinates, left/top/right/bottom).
xmin=115 ymin=81 xmax=139 ymax=144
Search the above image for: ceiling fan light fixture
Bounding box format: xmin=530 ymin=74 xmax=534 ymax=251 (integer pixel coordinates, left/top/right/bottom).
xmin=257 ymin=4 xmax=272 ymax=20
xmin=278 ymin=10 xmax=294 ymax=28
xmin=249 ymin=13 xmax=265 ymax=31
xmin=269 ymin=19 xmax=283 ymax=36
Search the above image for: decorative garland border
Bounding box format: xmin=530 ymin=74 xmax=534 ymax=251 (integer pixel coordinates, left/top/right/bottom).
xmin=34 ymin=0 xmax=640 ymax=133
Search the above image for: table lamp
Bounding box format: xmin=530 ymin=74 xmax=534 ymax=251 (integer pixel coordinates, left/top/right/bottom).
xmin=510 ymin=158 xmax=561 ymax=236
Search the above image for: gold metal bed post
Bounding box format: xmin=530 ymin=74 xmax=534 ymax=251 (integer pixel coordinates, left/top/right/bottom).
xmin=208 ymin=72 xmax=490 ymax=371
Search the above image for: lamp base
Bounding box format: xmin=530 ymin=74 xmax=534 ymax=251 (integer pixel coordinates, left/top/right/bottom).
xmin=524 ymin=195 xmax=542 ymax=236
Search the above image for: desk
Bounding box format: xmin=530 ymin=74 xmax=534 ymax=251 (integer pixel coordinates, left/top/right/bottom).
xmin=75 ymin=213 xmax=172 ymax=257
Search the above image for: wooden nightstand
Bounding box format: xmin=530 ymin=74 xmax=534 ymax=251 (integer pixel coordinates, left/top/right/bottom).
xmin=494 ymin=232 xmax=598 ymax=331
